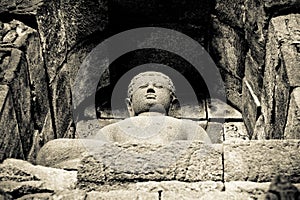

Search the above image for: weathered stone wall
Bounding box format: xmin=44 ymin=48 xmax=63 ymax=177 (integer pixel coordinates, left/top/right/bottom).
xmin=1 ymin=140 xmax=300 ymax=199
xmin=0 ymin=0 xmax=299 ymax=161
xmin=211 ymin=0 xmax=300 ymax=139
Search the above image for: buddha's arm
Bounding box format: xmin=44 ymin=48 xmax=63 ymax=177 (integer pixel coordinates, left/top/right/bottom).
xmin=93 ymin=125 xmax=116 ymax=142
xmin=185 ymin=121 xmax=211 ymax=143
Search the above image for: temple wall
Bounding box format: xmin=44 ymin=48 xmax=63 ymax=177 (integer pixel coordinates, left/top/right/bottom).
xmin=0 ymin=2 xmax=300 ymax=198
xmin=1 ymin=140 xmax=300 ymax=199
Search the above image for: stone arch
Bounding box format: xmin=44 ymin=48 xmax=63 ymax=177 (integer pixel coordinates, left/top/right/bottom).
xmin=95 ymin=48 xmax=210 ymax=119
xmin=72 ymin=27 xmax=226 ymax=127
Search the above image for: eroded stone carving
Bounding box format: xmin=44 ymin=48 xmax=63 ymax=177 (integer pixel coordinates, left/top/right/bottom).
xmin=94 ymin=71 xmax=211 ymax=144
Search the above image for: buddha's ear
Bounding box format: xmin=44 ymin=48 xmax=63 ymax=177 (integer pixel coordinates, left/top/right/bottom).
xmin=125 ymin=98 xmax=135 ymax=117
xmin=168 ymin=94 xmax=180 ymax=117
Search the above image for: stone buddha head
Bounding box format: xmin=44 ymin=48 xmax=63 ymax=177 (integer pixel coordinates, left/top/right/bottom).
xmin=126 ymin=71 xmax=178 ymax=117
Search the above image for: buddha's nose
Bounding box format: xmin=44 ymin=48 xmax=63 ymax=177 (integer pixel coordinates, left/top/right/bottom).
xmin=147 ymin=83 xmax=155 ymax=93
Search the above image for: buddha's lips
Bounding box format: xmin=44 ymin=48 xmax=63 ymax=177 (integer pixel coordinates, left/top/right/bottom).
xmin=145 ymin=94 xmax=156 ymax=99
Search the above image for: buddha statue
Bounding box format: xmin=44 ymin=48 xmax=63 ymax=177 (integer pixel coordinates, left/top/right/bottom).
xmin=94 ymin=71 xmax=211 ymax=144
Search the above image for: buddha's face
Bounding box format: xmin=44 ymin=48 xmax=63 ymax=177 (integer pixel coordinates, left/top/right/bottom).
xmin=128 ymin=75 xmax=173 ymax=116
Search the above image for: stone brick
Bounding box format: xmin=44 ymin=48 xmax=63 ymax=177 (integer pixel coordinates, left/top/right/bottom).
xmin=36 ymin=0 xmax=108 ymax=82
xmin=276 ymin=14 xmax=300 ymax=87
xmin=244 ymin=51 xmax=264 ymax=98
xmin=199 ymin=191 xmax=258 ymax=200
xmin=263 ymin=0 xmax=300 ymax=13
xmin=77 ymin=141 xmax=223 ymax=190
xmin=284 ymin=88 xmax=300 ymax=139
xmin=86 ymin=191 xmax=157 ymax=200
xmin=205 ymin=122 xmax=223 ymax=143
xmin=262 ymin=14 xmax=299 ymax=139
xmin=175 ymin=103 xmax=206 ymax=120
xmin=219 ymin=69 xmax=243 ymax=111
xmin=211 ymin=17 xmax=246 ymax=78
xmin=244 ymin=0 xmax=268 ymax=67
xmin=36 ymin=1 xmax=67 ymax=82
xmin=36 ymin=139 xmax=106 ymax=170
xmin=208 ymin=98 xmax=242 ymax=120
xmin=224 ymin=140 xmax=300 ymax=182
xmin=50 ymin=190 xmax=86 ymax=200
xmin=214 ymin=0 xmax=246 ymax=29
xmin=242 ymin=79 xmax=261 ymax=139
xmin=0 ymin=85 xmax=24 ymax=161
xmin=134 ymin=181 xmax=224 ymax=194
xmin=25 ymin=29 xmax=50 ymax=132
xmin=51 ymin=65 xmax=73 ymax=138
xmin=0 ymin=159 xmax=77 ymax=192
xmin=224 ymin=122 xmax=249 ymax=141
xmin=0 ymin=48 xmax=33 ymax=157
xmin=0 ymin=0 xmax=43 ymax=15
xmin=60 ymin=0 xmax=108 ymax=49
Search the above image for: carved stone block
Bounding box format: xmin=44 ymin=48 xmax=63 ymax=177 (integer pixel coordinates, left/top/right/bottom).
xmin=77 ymin=141 xmax=223 ymax=191
xmin=0 ymin=85 xmax=24 ymax=161
xmin=224 ymin=140 xmax=300 ymax=182
xmin=242 ymin=79 xmax=261 ymax=139
xmin=284 ymin=88 xmax=300 ymax=139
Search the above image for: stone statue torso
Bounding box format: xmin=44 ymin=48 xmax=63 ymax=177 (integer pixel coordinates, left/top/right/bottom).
xmin=94 ymin=116 xmax=211 ymax=144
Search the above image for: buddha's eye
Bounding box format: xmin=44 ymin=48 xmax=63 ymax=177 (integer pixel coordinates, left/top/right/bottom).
xmin=154 ymin=83 xmax=163 ymax=88
xmin=138 ymin=84 xmax=148 ymax=89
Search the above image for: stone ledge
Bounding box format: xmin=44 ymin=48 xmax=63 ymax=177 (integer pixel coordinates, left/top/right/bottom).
xmin=224 ymin=140 xmax=300 ymax=182
xmin=77 ymin=141 xmax=223 ymax=191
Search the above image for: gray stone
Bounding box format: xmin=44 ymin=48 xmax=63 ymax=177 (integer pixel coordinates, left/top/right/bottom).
xmin=50 ymin=190 xmax=86 ymax=200
xmin=205 ymin=122 xmax=224 ymax=143
xmin=211 ymin=16 xmax=246 ymax=79
xmin=284 ymin=88 xmax=300 ymax=139
xmin=225 ymin=181 xmax=270 ymax=195
xmin=18 ymin=193 xmax=53 ymax=200
xmin=39 ymin=111 xmax=55 ymax=148
xmin=0 ymin=181 xmax=52 ymax=199
xmin=0 ymin=48 xmax=33 ymax=157
xmin=36 ymin=1 xmax=67 ymax=82
xmin=24 ymin=27 xmax=50 ymax=133
xmin=261 ymin=14 xmax=299 ymax=139
xmin=76 ymin=119 xmax=103 ymax=138
xmin=36 ymin=139 xmax=106 ymax=170
xmin=94 ymin=71 xmax=211 ymax=144
xmin=0 ymin=0 xmax=43 ymax=15
xmin=36 ymin=0 xmax=108 ymax=82
xmin=244 ymin=51 xmax=264 ymax=99
xmin=0 ymin=85 xmax=24 ymax=161
xmin=0 ymin=189 xmax=13 ymax=200
xmin=0 ymin=159 xmax=77 ymax=191
xmin=198 ymin=191 xmax=258 ymax=200
xmin=244 ymin=0 xmax=268 ymax=67
xmin=207 ymin=98 xmax=242 ymax=120
xmin=174 ymin=103 xmax=206 ymax=120
xmin=224 ymin=140 xmax=300 ymax=182
xmin=220 ymin=70 xmax=243 ymax=111
xmin=276 ymin=14 xmax=300 ymax=87
xmin=3 ymin=30 xmax=17 ymax=43
xmin=50 ymin=66 xmax=73 ymax=138
xmin=86 ymin=190 xmax=157 ymax=200
xmin=242 ymin=79 xmax=261 ymax=139
xmin=214 ymin=0 xmax=246 ymax=30
xmin=59 ymin=0 xmax=108 ymax=49
xmin=224 ymin=122 xmax=249 ymax=141
xmin=134 ymin=181 xmax=224 ymax=194
xmin=263 ymin=0 xmax=300 ymax=12
xmin=265 ymin=175 xmax=300 ymax=200
xmin=77 ymin=141 xmax=223 ymax=191
xmin=83 ymin=181 xmax=223 ymax=199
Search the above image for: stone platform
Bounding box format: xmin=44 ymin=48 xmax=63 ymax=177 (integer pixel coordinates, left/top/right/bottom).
xmin=1 ymin=139 xmax=300 ymax=199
